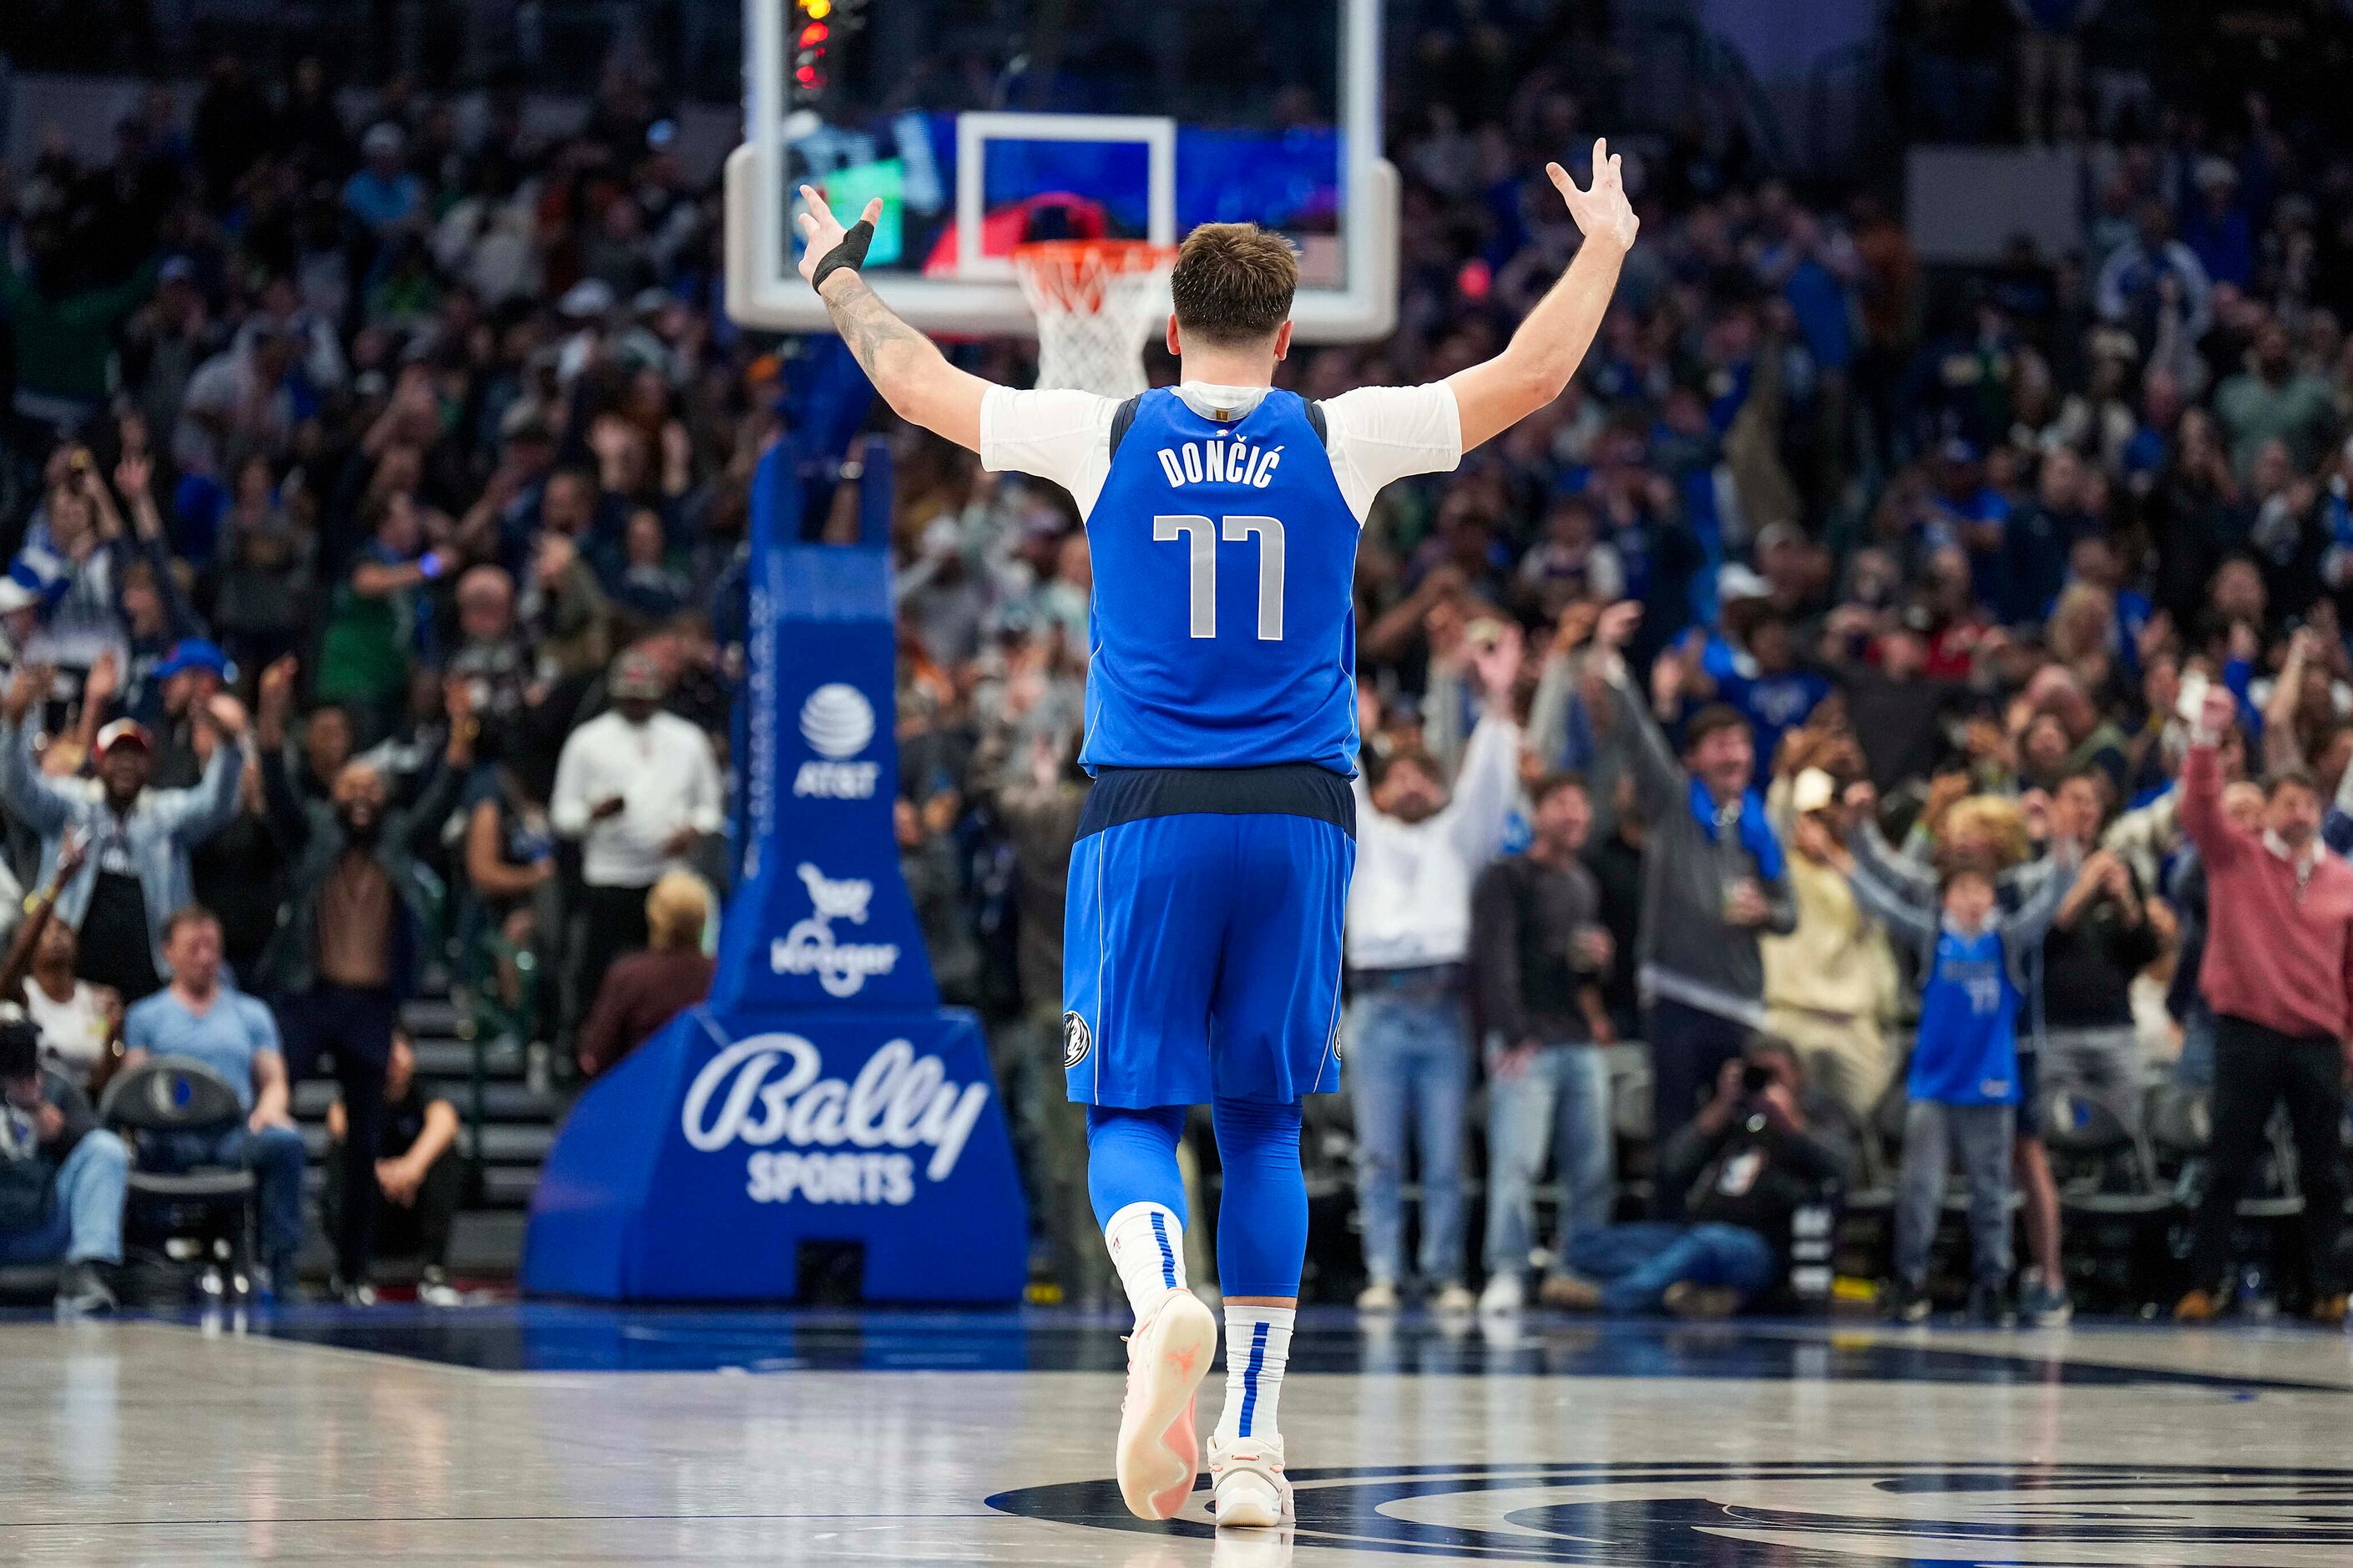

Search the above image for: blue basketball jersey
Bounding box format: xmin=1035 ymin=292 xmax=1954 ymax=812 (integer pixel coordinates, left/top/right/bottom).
xmin=1081 ymin=387 xmax=1361 ymax=775
xmin=1909 ymin=925 xmax=2022 ymax=1107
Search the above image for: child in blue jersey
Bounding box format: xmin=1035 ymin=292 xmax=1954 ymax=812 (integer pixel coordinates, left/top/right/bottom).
xmin=792 ymin=134 xmax=1642 ymax=1530
xmin=1848 ymin=852 xmax=2074 ymax=1324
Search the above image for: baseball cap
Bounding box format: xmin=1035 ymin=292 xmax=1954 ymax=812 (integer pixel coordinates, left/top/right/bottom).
xmin=94 ymin=719 xmax=152 ymax=758
xmin=154 ymin=638 xmax=235 ymax=683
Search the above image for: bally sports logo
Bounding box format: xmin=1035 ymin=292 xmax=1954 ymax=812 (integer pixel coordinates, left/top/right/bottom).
xmin=683 ymin=1033 xmax=989 ymax=1206
xmin=795 ymin=682 xmax=881 ymax=799
xmin=772 ymin=863 xmax=900 ymax=997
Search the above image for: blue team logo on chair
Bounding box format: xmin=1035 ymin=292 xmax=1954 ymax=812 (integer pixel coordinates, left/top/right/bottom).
xmin=989 ymin=1459 xmax=2353 ymax=1560
xmin=1062 ymin=1012 xmax=1091 ymax=1070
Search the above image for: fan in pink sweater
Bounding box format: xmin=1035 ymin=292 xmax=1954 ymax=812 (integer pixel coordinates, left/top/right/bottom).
xmin=2179 ymin=693 xmax=2353 ymax=1050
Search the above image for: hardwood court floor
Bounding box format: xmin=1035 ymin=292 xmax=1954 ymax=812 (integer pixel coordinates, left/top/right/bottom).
xmin=4 ymin=1304 xmax=2352 ymax=1564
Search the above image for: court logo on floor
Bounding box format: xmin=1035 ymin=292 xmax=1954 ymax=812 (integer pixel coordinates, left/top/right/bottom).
xmin=989 ymin=1459 xmax=2353 ymax=1562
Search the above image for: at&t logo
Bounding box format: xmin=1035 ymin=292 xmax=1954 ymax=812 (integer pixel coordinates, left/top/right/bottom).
xmin=795 ymin=682 xmax=881 ymax=799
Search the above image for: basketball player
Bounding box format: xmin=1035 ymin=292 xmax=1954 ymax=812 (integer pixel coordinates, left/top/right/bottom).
xmin=797 ymin=139 xmax=1639 ymax=1528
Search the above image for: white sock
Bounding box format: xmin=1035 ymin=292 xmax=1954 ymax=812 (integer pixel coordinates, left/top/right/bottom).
xmin=1214 ymin=1304 xmax=1295 ymax=1444
xmin=1103 ymin=1201 xmax=1186 ymax=1324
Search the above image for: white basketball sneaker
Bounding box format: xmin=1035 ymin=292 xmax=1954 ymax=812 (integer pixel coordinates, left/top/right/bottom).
xmin=1209 ymin=1430 xmax=1291 ymax=1528
xmin=1116 ymin=1288 xmax=1218 ymax=1520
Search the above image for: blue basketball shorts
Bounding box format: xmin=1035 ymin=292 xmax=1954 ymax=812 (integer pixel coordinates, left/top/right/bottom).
xmin=1061 ymin=765 xmax=1356 ymax=1109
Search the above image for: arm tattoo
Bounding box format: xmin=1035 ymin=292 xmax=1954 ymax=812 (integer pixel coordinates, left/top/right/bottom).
xmin=821 ymin=274 xmax=933 ymax=388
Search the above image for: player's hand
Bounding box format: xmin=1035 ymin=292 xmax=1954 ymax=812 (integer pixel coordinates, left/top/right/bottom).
xmin=1548 ymin=139 xmax=1639 ymax=255
xmin=795 ymin=185 xmax=883 ymax=291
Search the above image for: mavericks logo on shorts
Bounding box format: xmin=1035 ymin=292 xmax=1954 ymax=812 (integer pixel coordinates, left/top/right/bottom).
xmin=1062 ymin=1011 xmax=1092 ymax=1069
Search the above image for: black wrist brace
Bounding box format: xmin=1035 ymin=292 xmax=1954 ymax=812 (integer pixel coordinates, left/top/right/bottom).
xmin=811 ymin=218 xmax=876 ymax=292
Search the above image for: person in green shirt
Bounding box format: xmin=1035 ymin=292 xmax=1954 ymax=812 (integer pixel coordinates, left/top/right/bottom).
xmin=0 ymin=223 xmax=159 ymax=425
xmin=314 ymin=492 xmax=448 ymax=745
xmin=2214 ymin=320 xmax=2335 ymax=477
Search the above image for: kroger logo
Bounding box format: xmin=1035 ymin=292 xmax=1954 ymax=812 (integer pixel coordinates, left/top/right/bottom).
xmin=682 ymin=1032 xmax=989 ymax=1206
xmin=795 ymin=683 xmax=881 ymax=798
xmin=772 ymin=863 xmax=900 ymax=997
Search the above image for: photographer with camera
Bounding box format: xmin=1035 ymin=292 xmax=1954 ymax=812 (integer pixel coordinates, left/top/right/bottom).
xmin=0 ymin=1016 xmax=129 ymax=1313
xmin=1542 ymin=1036 xmax=1854 ymax=1317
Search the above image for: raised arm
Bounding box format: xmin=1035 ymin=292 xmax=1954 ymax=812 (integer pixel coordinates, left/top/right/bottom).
xmin=2178 ymin=685 xmax=2245 ymax=869
xmin=158 ymin=700 xmax=250 ymax=844
xmin=0 ymin=667 xmax=75 ymax=835
xmin=1447 ymin=139 xmax=1639 ymax=453
xmin=1441 ymin=627 xmax=1527 ymax=867
xmin=801 ymin=188 xmax=996 ymax=452
xmin=2262 ymin=628 xmax=2315 ymax=777
xmin=1586 ymin=601 xmax=1684 ymax=822
xmin=0 ymin=833 xmax=84 ymax=1008
xmin=2000 ymin=839 xmax=2080 ymax=951
xmin=1844 ymin=842 xmax=1938 ymax=953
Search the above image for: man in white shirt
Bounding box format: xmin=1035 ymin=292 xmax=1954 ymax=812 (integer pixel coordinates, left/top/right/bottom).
xmin=792 ymin=139 xmax=1637 ymax=1529
xmin=1344 ymin=625 xmax=1526 ymax=1313
xmin=549 ymin=650 xmax=722 ymax=1042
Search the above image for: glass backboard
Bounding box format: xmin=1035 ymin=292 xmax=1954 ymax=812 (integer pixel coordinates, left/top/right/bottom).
xmin=726 ymin=0 xmax=1395 ymax=341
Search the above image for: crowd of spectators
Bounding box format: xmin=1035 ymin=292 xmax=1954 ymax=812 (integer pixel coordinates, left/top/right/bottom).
xmin=0 ymin=53 xmax=745 ymax=1307
xmin=9 ymin=3 xmax=2353 ymax=1321
xmin=882 ymin=12 xmax=2353 ymax=1322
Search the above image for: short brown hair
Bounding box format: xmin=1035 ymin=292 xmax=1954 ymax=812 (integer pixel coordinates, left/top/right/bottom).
xmin=1169 ymin=223 xmax=1298 ymax=345
xmin=1372 ymin=744 xmax=1441 ymax=792
xmin=1531 ymin=769 xmax=1589 ymax=807
xmin=2264 ymin=764 xmax=2320 ymax=800
xmin=1682 ymin=704 xmax=1750 ymax=755
xmin=163 ymin=904 xmax=221 ymax=943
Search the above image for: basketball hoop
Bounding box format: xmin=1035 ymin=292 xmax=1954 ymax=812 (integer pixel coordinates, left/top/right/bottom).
xmin=1013 ymin=240 xmax=1177 ymax=398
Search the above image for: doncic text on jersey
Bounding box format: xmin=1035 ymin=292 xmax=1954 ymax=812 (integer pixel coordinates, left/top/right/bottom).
xmin=1155 ymin=435 xmax=1284 ymax=490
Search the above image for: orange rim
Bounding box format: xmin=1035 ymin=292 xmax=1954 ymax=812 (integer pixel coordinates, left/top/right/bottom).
xmin=1013 ymin=240 xmax=1177 ymax=313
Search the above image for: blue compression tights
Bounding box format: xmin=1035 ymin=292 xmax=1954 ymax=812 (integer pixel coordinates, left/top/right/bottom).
xmin=1085 ymin=1099 xmax=1308 ymax=1298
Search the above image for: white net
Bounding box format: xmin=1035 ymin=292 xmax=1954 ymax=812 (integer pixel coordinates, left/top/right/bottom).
xmin=1013 ymin=241 xmax=1177 ymax=398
